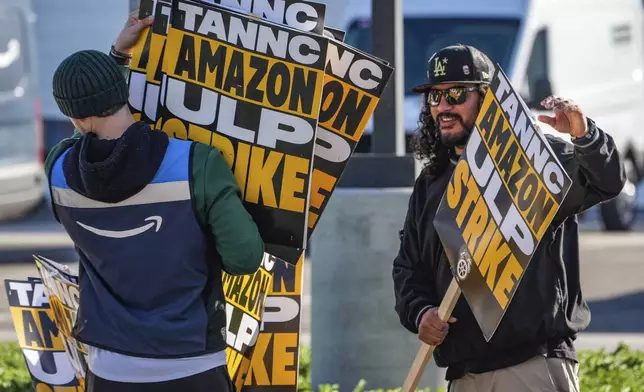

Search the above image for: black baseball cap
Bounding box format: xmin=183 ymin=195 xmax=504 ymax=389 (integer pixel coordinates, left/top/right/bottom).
xmin=411 ymin=44 xmax=495 ymax=93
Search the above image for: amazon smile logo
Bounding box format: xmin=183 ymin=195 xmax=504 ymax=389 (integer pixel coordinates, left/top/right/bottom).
xmin=76 ymin=216 xmax=163 ymax=239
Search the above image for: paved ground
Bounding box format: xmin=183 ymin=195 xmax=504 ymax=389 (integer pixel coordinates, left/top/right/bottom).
xmin=1 ymin=200 xmax=644 ymax=352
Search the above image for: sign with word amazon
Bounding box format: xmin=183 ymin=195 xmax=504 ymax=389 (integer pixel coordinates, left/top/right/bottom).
xmin=223 ymin=253 xmax=274 ymax=388
xmin=131 ymin=0 xmax=392 ymax=267
xmin=4 ymin=277 xmax=85 ymax=391
xmin=433 ymin=66 xmax=573 ymax=340
xmin=136 ymin=0 xmax=328 ymax=127
xmin=156 ymin=0 xmax=328 ymax=260
xmin=232 ymin=254 xmax=305 ymax=391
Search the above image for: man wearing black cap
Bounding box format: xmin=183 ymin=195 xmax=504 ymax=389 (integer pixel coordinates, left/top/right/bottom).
xmin=392 ymin=44 xmax=626 ymax=391
xmin=44 ymin=12 xmax=264 ymax=392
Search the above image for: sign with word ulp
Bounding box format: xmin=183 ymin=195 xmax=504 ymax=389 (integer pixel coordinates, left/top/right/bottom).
xmin=156 ymin=0 xmax=328 ymax=260
xmin=433 ymin=66 xmax=573 ymax=340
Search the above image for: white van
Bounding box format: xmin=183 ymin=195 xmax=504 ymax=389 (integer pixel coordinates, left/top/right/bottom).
xmin=0 ymin=0 xmax=45 ymax=221
xmin=337 ymin=0 xmax=644 ymax=231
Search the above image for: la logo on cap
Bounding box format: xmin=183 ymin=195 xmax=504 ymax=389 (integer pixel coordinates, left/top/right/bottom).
xmin=433 ymin=57 xmax=447 ymax=77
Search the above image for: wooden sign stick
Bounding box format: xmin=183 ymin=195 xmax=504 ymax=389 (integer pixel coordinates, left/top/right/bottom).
xmin=402 ymin=278 xmax=462 ymax=392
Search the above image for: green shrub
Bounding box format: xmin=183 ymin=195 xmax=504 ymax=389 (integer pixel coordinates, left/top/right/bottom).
xmin=300 ymin=343 xmax=644 ymax=392
xmin=578 ymin=343 xmax=644 ymax=392
xmin=0 ymin=341 xmax=32 ymax=392
xmin=313 ymin=380 xmax=436 ymax=392
xmin=1 ymin=340 xmax=643 ymax=391
xmin=299 ymin=344 xmax=312 ymax=391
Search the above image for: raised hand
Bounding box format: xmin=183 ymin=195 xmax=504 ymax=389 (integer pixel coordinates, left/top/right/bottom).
xmin=113 ymin=10 xmax=155 ymax=54
xmin=537 ymin=95 xmax=589 ymax=139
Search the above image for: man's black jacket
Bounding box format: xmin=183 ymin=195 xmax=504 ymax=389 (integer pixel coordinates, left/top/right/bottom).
xmin=392 ymin=118 xmax=626 ymax=380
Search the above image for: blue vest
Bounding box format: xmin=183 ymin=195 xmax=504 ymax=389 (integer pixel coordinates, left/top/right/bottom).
xmin=49 ymin=138 xmax=227 ymax=358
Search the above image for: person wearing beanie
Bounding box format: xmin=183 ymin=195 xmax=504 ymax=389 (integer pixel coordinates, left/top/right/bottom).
xmin=52 ymin=49 xmax=130 ymax=124
xmin=44 ymin=12 xmax=264 ymax=392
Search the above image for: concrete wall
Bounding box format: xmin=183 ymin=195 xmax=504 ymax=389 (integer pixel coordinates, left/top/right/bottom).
xmin=310 ymin=188 xmax=447 ymax=391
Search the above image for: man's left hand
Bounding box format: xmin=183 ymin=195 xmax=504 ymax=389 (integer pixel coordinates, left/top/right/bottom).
xmin=537 ymin=95 xmax=588 ymax=139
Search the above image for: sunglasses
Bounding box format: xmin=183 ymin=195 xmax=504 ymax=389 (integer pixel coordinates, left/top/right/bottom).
xmin=427 ymin=86 xmax=478 ymax=107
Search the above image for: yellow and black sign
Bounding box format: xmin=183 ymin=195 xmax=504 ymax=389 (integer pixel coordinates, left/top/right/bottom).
xmin=4 ymin=277 xmax=85 ymax=391
xmin=201 ymin=0 xmax=327 ymax=36
xmin=239 ymin=255 xmax=304 ymax=392
xmin=308 ymin=39 xmax=392 ymax=228
xmin=228 ymin=32 xmax=392 ymax=392
xmin=127 ymin=0 xmax=157 ymax=122
xmin=33 ymin=256 xmax=88 ymax=386
xmin=136 ymin=0 xmax=328 ymax=128
xmin=223 ymin=253 xmax=274 ymax=389
xmin=433 ymin=66 xmax=573 ymax=341
xmin=139 ymin=0 xmax=172 ymax=125
xmin=274 ymin=35 xmax=394 ymax=265
xmin=154 ymin=0 xmax=328 ymax=260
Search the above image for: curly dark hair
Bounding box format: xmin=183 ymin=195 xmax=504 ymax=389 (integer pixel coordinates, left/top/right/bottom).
xmin=411 ymin=86 xmax=488 ymax=177
xmin=411 ymin=92 xmax=449 ymax=177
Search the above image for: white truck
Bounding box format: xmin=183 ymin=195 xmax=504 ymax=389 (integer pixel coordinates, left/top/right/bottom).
xmin=335 ymin=0 xmax=644 ymax=231
xmin=0 ymin=0 xmax=45 ymax=221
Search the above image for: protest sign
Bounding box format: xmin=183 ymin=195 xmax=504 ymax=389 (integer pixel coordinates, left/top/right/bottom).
xmin=127 ymin=0 xmax=156 ymax=121
xmin=142 ymin=3 xmax=326 ymax=390
xmin=134 ymin=0 xmax=392 ymax=267
xmin=138 ymin=0 xmax=328 ymax=127
xmin=308 ymin=39 xmax=392 ymax=230
xmin=199 ymin=0 xmax=326 ymax=35
xmin=4 ymin=277 xmax=85 ymax=391
xmin=323 ymin=26 xmax=345 ymax=41
xmin=140 ymin=0 xmax=172 ymax=125
xmin=155 ymin=0 xmax=328 ymax=260
xmin=234 ymin=35 xmax=392 ymax=392
xmin=223 ymin=253 xmax=274 ymax=387
xmin=32 ymin=256 xmax=88 ymax=385
xmin=433 ymin=66 xmax=573 ymax=341
xmin=131 ymin=4 xmax=391 ymax=391
xmin=275 ymin=36 xmax=394 ymax=265
xmin=226 ymin=255 xmax=303 ymax=391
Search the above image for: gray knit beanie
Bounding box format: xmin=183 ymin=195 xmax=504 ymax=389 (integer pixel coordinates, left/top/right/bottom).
xmin=52 ymin=50 xmax=129 ymax=119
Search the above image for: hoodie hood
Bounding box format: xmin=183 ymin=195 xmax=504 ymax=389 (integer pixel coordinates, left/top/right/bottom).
xmin=62 ymin=121 xmax=169 ymax=203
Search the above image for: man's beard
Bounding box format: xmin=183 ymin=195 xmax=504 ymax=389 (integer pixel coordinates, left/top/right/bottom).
xmin=437 ymin=113 xmax=475 ymax=147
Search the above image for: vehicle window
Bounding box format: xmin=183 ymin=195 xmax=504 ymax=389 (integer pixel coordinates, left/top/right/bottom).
xmin=523 ymin=28 xmax=549 ymax=106
xmin=344 ymin=17 xmax=521 ymax=95
xmin=0 ymin=6 xmax=29 ymax=94
xmin=0 ymin=6 xmax=34 ymax=163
